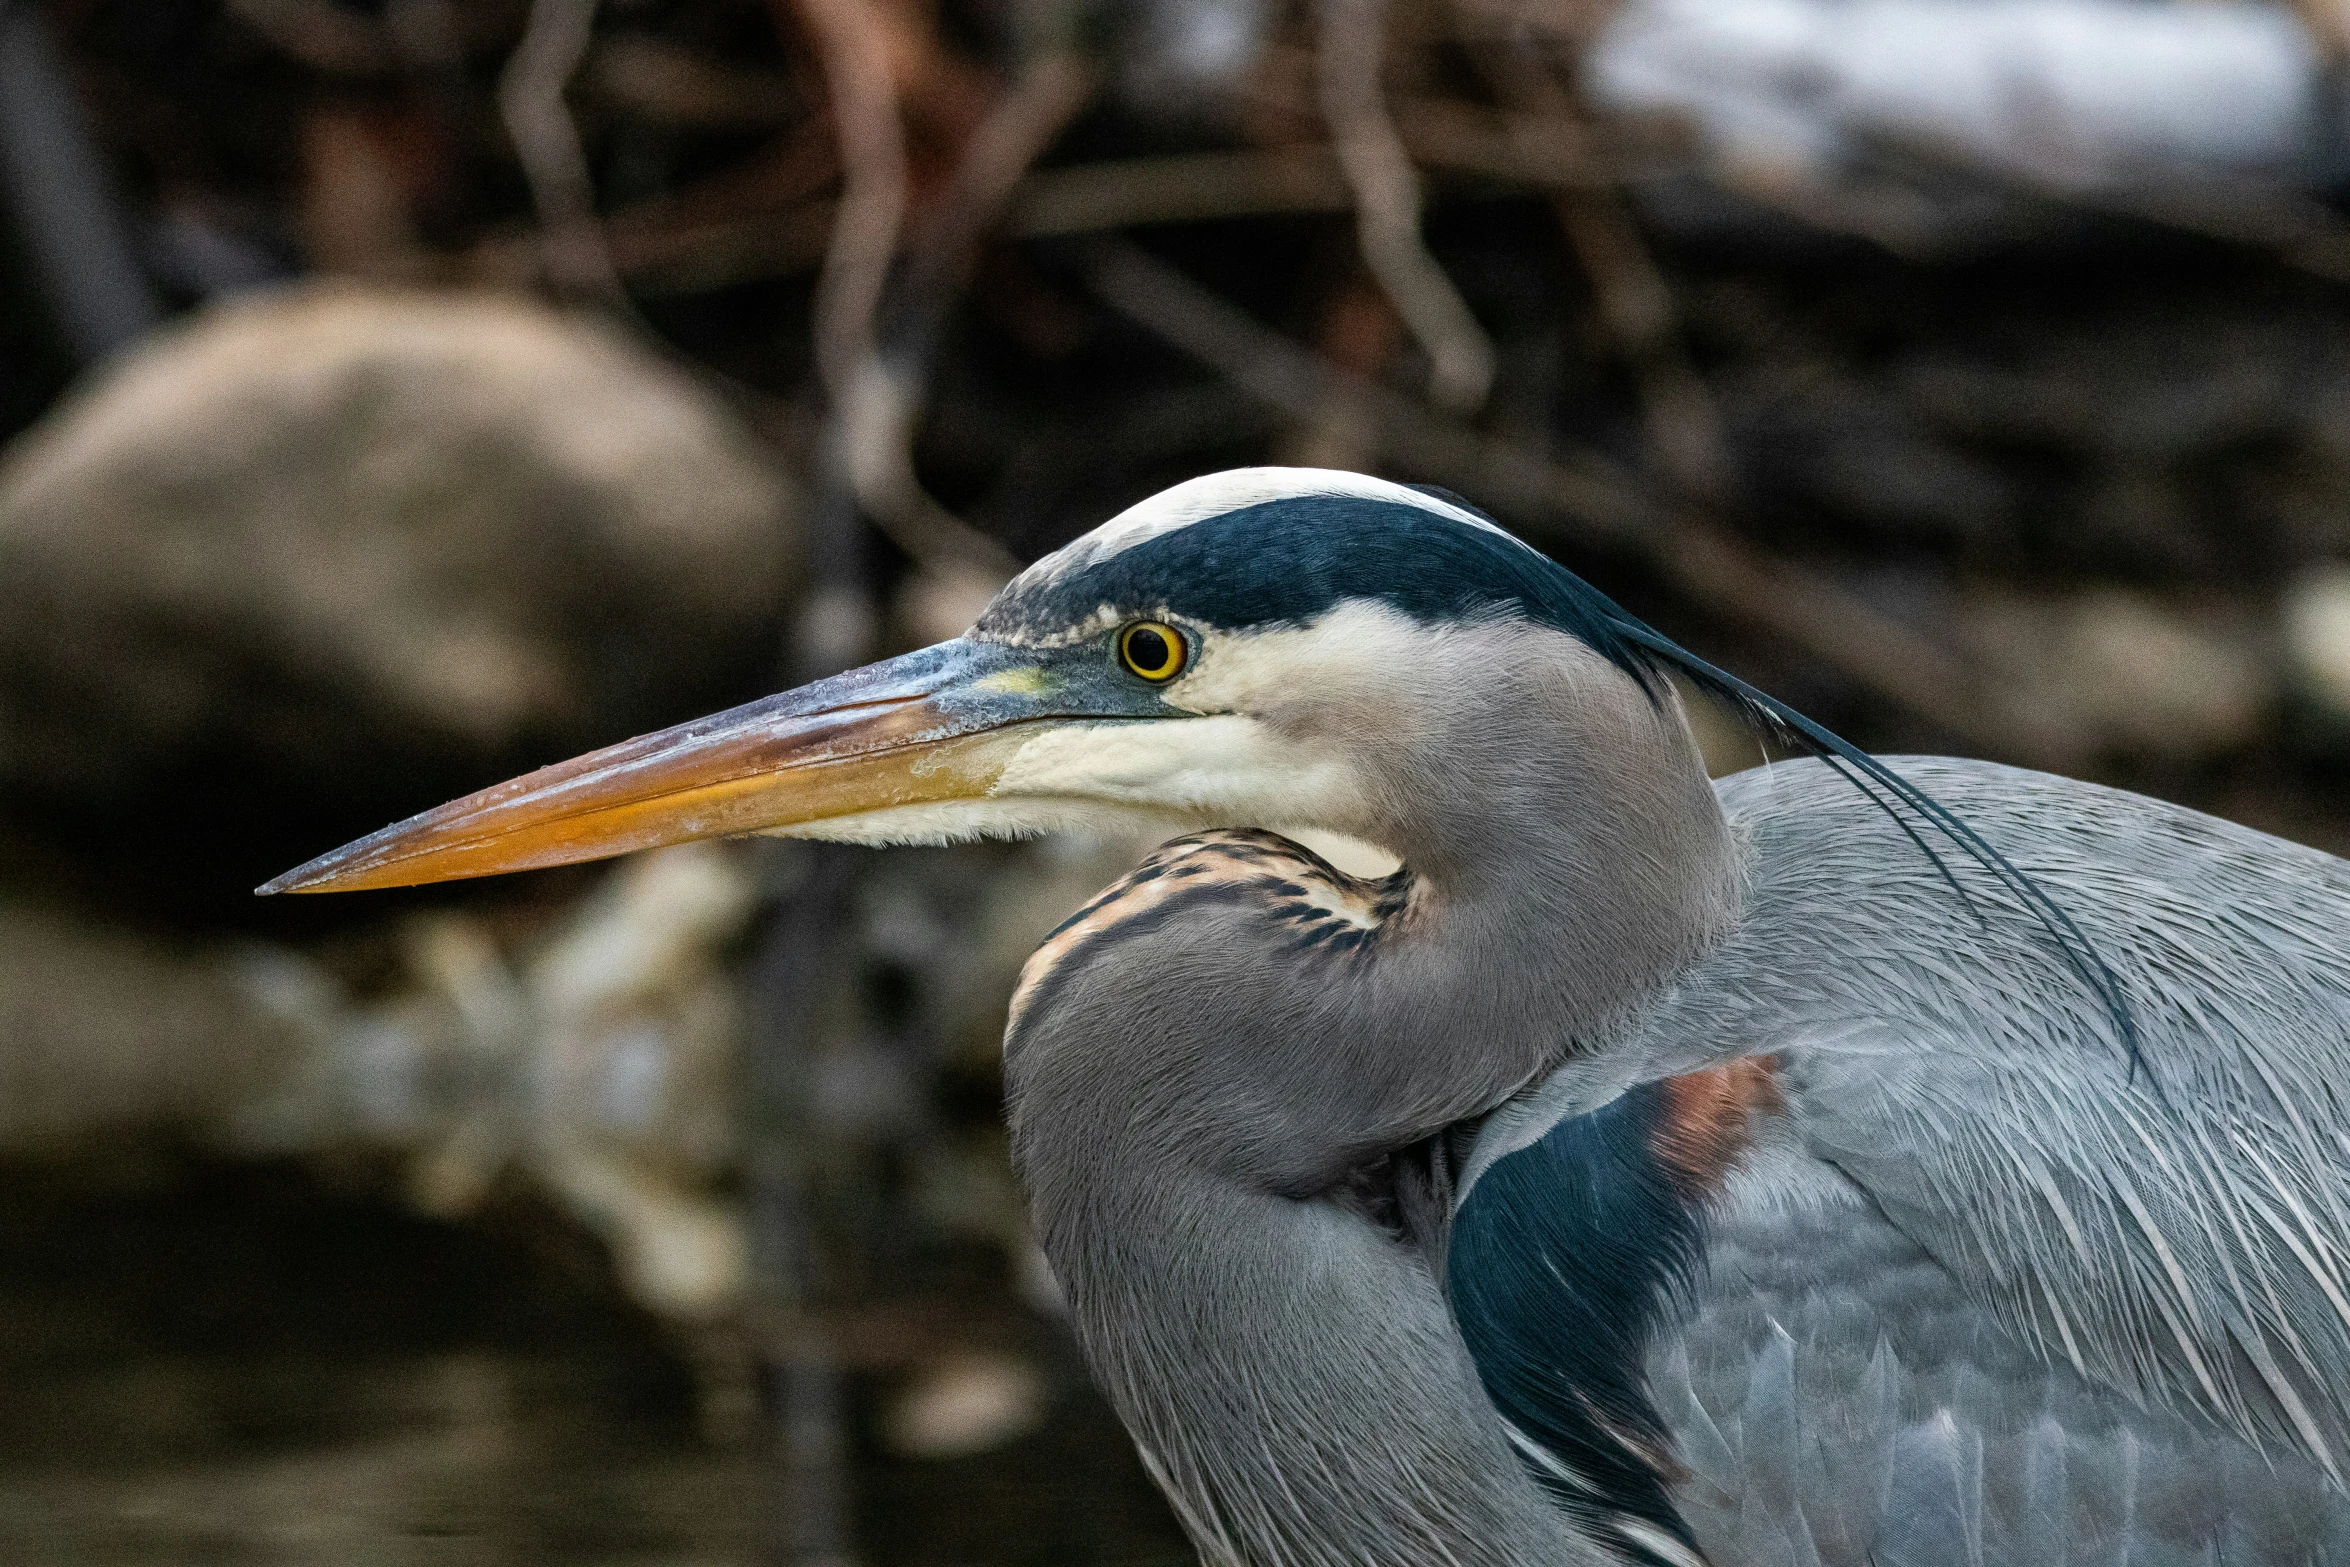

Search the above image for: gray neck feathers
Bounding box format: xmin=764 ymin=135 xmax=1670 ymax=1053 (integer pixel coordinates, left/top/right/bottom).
xmin=1006 ymin=623 xmax=1737 ymax=1567
xmin=1366 ymin=627 xmax=1741 ymax=1053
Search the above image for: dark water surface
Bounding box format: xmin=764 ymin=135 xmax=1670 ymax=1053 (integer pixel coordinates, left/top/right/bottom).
xmin=0 ymin=1161 xmax=1190 ymax=1566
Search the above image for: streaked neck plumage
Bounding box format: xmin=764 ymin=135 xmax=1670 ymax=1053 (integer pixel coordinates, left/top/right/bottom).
xmin=1005 ymin=619 xmax=1740 ymax=1567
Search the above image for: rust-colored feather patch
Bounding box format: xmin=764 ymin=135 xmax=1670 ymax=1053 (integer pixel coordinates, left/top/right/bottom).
xmin=1650 ymin=1056 xmax=1783 ymax=1194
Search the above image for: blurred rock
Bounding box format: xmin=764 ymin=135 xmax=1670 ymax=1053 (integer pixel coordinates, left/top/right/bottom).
xmin=0 ymin=283 xmax=801 ymax=902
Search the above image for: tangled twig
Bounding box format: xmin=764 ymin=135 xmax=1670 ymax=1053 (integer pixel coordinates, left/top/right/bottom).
xmin=791 ymin=0 xmax=1020 ymax=576
xmin=1316 ymin=0 xmax=1496 ymax=414
xmin=793 ymin=0 xmax=904 ymax=407
xmin=1460 ymin=11 xmax=1731 ymax=500
xmin=500 ymin=0 xmax=627 ymax=304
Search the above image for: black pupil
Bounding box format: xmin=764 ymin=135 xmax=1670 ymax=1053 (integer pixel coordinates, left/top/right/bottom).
xmin=1128 ymin=627 xmax=1172 ymax=673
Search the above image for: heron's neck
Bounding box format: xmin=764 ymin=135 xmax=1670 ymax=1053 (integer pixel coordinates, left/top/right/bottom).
xmin=1029 ymin=1147 xmax=1620 ymax=1567
xmin=1362 ymin=661 xmax=1743 ymax=1095
xmin=1007 ymin=665 xmax=1737 ymax=1567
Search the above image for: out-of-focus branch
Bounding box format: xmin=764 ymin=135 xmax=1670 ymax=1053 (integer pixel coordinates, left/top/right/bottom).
xmin=901 ymin=48 xmax=1098 ymax=518
xmin=1088 ymin=240 xmax=1642 ymax=537
xmin=1018 ymin=101 xmax=1692 ymax=237
xmin=1467 ymin=21 xmax=1731 ymax=500
xmin=1395 ymin=96 xmax=1693 ymax=184
xmin=465 ymin=122 xmax=839 ymax=292
xmin=1875 ymin=124 xmax=2350 ymax=283
xmin=900 ymin=52 xmax=1094 ymax=311
xmin=222 ymin=0 xmax=396 ymax=75
xmin=1087 ymin=240 xmax=2077 ymax=766
xmin=793 ymin=0 xmax=904 ymax=407
xmin=583 ymin=37 xmax=804 ymax=129
xmin=1316 ymin=0 xmax=1496 ymax=414
xmin=224 ymin=0 xmax=459 ymax=74
xmin=471 ymin=111 xmax=1688 ymax=300
xmin=1014 ymin=145 xmax=1356 ymax=235
xmin=1554 ymin=188 xmax=1730 ymax=497
xmin=855 ymin=47 xmax=1094 ymax=579
xmin=500 ymin=0 xmax=626 ymax=304
xmin=790 ymin=0 xmax=1017 ymax=576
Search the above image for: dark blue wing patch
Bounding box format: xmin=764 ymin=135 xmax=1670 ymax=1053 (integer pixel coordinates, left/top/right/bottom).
xmin=1448 ymin=1084 xmax=1706 ymax=1561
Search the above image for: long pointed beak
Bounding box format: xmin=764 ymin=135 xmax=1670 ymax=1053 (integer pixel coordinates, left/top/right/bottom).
xmin=260 ymin=639 xmax=1055 ymax=894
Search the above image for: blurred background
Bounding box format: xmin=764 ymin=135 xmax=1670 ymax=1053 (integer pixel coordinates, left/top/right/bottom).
xmin=4 ymin=0 xmax=2350 ymax=1558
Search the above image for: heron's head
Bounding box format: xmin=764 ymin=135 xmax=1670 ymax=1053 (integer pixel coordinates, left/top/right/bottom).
xmin=261 ymin=468 xmax=1703 ymax=894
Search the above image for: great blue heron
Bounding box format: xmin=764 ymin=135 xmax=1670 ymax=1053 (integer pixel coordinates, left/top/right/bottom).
xmin=265 ymin=468 xmax=2350 ymax=1565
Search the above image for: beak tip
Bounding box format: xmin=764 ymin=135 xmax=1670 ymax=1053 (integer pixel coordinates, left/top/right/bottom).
xmin=256 ymin=856 xmax=350 ymax=896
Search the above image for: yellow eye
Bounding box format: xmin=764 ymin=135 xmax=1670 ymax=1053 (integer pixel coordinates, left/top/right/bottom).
xmin=1118 ymin=621 xmax=1188 ymax=682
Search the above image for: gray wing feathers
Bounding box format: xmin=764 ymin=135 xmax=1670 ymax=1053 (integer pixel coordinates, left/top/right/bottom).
xmin=1654 ymin=1172 xmax=2350 ymax=1565
xmin=1793 ymin=1025 xmax=2350 ymax=1480
xmin=1880 ymin=1411 xmax=1985 ymax=1567
xmin=1665 ymin=760 xmax=2350 ymax=1480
